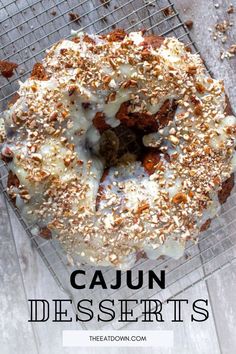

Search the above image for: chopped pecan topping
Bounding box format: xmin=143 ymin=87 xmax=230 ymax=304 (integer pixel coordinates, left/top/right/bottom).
xmin=225 ymin=125 xmax=236 ymax=135
xmin=63 ymin=153 xmax=76 ymax=167
xmin=32 ymin=170 xmax=51 ymax=182
xmin=194 ymin=104 xmax=203 ymax=116
xmin=120 ymin=79 xmax=138 ymax=89
xmin=49 ymin=112 xmax=58 ymax=122
xmin=142 ymin=35 xmax=164 ymax=49
xmin=68 ymin=85 xmax=77 ymax=96
xmin=19 ymin=189 xmax=31 ymax=201
xmin=195 ymin=82 xmax=206 ymax=94
xmin=141 ymin=49 xmax=154 ymax=61
xmin=136 ymin=202 xmax=149 ymax=215
xmin=31 ymin=153 xmax=42 ymax=163
xmin=187 ymin=65 xmax=197 ymax=75
xmin=106 ymin=29 xmax=126 ymax=42
xmin=83 ymin=35 xmax=96 ymax=45
xmin=172 ymin=193 xmax=188 ymax=204
xmin=31 ymin=63 xmax=48 ymax=80
xmin=200 ymin=219 xmax=211 ymax=232
xmin=142 ymin=151 xmax=161 ymax=175
xmin=105 ymin=92 xmax=116 ymax=103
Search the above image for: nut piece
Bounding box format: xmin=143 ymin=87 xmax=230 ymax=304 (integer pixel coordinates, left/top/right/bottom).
xmin=39 ymin=227 xmax=52 ymax=240
xmin=172 ymin=192 xmax=188 ymax=204
xmin=142 ymin=151 xmax=161 ymax=175
xmin=31 ymin=153 xmax=42 ymax=163
xmin=136 ymin=202 xmax=149 ymax=216
xmin=168 ymin=135 xmax=179 ymax=145
xmin=32 ymin=170 xmax=51 ymax=182
xmin=31 ymin=63 xmax=48 ymax=80
xmin=49 ymin=111 xmax=58 ymax=122
xmin=20 ymin=189 xmax=31 ymax=201
xmin=68 ymin=85 xmax=77 ymax=96
xmin=185 ymin=20 xmax=193 ymax=30
xmin=227 ymin=5 xmax=234 ymax=14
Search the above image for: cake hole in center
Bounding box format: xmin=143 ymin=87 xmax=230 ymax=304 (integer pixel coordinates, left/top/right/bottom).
xmin=99 ymin=124 xmax=145 ymax=168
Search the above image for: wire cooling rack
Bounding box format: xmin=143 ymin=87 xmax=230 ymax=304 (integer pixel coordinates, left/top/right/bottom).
xmin=0 ymin=0 xmax=236 ymax=330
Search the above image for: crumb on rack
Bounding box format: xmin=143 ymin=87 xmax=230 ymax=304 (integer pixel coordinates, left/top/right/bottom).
xmin=40 ymin=227 xmax=52 ymax=239
xmin=162 ymin=6 xmax=174 ymax=17
xmin=221 ymin=44 xmax=236 ymax=60
xmin=100 ymin=0 xmax=110 ymax=8
xmin=185 ymin=20 xmax=193 ymax=30
xmin=227 ymin=4 xmax=235 ymax=14
xmin=0 ymin=60 xmax=18 ymax=78
xmin=69 ymin=12 xmax=81 ymax=23
xmin=210 ymin=5 xmax=235 ymax=60
xmin=215 ymin=20 xmax=231 ymax=34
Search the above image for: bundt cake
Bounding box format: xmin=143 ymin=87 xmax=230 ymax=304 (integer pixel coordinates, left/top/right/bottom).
xmin=0 ymin=29 xmax=236 ymax=269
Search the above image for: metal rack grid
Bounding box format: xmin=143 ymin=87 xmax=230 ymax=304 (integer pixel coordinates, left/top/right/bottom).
xmin=0 ymin=0 xmax=202 ymax=110
xmin=0 ymin=0 xmax=235 ymax=330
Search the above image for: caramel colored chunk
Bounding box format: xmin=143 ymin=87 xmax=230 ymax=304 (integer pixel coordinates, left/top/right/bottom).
xmin=105 ymin=29 xmax=127 ymax=42
xmin=39 ymin=227 xmax=52 ymax=240
xmin=218 ymin=174 xmax=234 ymax=204
xmin=142 ymin=35 xmax=164 ymax=49
xmin=0 ymin=60 xmax=18 ymax=78
xmin=200 ymin=219 xmax=211 ymax=232
xmin=142 ymin=151 xmax=161 ymax=175
xmin=172 ymin=192 xmax=188 ymax=204
xmin=31 ymin=63 xmax=48 ymax=80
